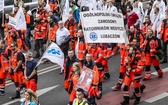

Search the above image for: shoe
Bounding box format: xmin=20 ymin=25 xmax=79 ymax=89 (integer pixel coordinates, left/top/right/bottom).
xmin=140 ymin=84 xmax=146 ymax=93
xmin=120 ymin=100 xmax=129 ymax=105
xmin=158 ymin=70 xmax=163 ymax=78
xmin=134 ymin=97 xmax=140 ymax=105
xmin=0 ymin=91 xmax=5 ymax=96
xmin=143 ymin=78 xmax=150 ymax=81
xmin=111 ymin=85 xmax=121 ymax=91
xmin=20 ymin=87 xmax=26 ymax=94
xmin=104 ymin=73 xmax=110 ymax=79
xmin=10 ymin=90 xmax=20 ymax=99
xmin=130 ymin=92 xmax=136 ymax=99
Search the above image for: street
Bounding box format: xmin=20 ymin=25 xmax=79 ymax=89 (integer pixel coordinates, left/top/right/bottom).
xmin=0 ymin=51 xmax=168 ymax=105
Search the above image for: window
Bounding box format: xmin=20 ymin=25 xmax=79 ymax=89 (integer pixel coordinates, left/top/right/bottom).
xmin=4 ymin=0 xmax=14 ymax=6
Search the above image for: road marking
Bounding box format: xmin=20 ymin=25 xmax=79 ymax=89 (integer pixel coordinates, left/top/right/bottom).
xmin=151 ymin=67 xmax=168 ymax=75
xmin=145 ymin=92 xmax=168 ymax=103
xmin=5 ymin=66 xmax=61 ymax=87
xmin=2 ymin=85 xmax=59 ymax=105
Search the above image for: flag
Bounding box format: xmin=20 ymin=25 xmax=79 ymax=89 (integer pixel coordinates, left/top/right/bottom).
xmin=45 ymin=0 xmax=51 ymax=12
xmin=75 ymin=38 xmax=79 ymax=59
xmin=9 ymin=16 xmax=17 ymax=28
xmin=62 ymin=0 xmax=69 ymax=22
xmin=0 ymin=0 xmax=4 ymax=11
xmin=15 ymin=6 xmax=27 ymax=30
xmin=81 ymin=0 xmax=94 ymax=10
xmin=37 ymin=42 xmax=64 ymax=69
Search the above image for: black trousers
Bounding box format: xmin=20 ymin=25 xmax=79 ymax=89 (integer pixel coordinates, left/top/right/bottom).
xmin=35 ymin=39 xmax=44 ymax=55
xmin=162 ymin=40 xmax=168 ymax=57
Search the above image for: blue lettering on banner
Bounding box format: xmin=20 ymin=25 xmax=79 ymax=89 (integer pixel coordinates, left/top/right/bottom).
xmin=90 ymin=32 xmax=98 ymax=41
xmin=47 ymin=47 xmax=63 ymax=59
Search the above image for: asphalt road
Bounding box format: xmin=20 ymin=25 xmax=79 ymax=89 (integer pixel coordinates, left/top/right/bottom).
xmin=0 ymin=50 xmax=168 ymax=105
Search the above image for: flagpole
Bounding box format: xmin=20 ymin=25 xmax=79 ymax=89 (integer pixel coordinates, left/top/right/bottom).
xmin=57 ymin=0 xmax=63 ymax=19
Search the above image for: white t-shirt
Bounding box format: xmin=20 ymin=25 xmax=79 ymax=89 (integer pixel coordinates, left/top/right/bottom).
xmin=56 ymin=27 xmax=70 ymax=46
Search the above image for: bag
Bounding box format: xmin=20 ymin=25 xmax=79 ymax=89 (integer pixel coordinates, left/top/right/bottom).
xmin=155 ymin=50 xmax=163 ymax=60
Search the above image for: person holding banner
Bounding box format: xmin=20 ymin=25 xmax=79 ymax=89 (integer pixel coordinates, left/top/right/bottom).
xmin=88 ymin=43 xmax=103 ymax=95
xmin=24 ymin=52 xmax=38 ymax=92
xmin=68 ymin=62 xmax=81 ymax=105
xmin=83 ymin=53 xmax=100 ymax=105
xmin=75 ymin=29 xmax=86 ymax=64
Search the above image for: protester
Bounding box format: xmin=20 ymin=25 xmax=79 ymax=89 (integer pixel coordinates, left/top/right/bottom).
xmin=160 ymin=13 xmax=168 ymax=63
xmin=143 ymin=28 xmax=163 ymax=81
xmin=68 ymin=62 xmax=81 ymax=105
xmin=0 ymin=40 xmax=12 ymax=96
xmin=10 ymin=42 xmax=26 ymax=99
xmin=56 ymin=20 xmax=70 ymax=57
xmin=24 ymin=52 xmax=38 ymax=92
xmin=72 ymin=88 xmax=89 ymax=105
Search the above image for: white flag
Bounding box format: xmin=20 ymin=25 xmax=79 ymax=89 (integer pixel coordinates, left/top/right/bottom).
xmin=37 ymin=42 xmax=64 ymax=69
xmin=9 ymin=16 xmax=17 ymax=28
xmin=75 ymin=38 xmax=79 ymax=59
xmin=15 ymin=6 xmax=27 ymax=30
xmin=81 ymin=0 xmax=94 ymax=10
xmin=0 ymin=0 xmax=4 ymax=11
xmin=62 ymin=0 xmax=69 ymax=22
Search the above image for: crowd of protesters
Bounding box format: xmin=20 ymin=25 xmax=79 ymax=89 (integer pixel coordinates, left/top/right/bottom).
xmin=0 ymin=0 xmax=167 ymax=105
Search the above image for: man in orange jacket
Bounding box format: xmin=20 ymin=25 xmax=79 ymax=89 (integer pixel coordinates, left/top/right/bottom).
xmin=75 ymin=29 xmax=86 ymax=64
xmin=65 ymin=14 xmax=77 ymax=49
xmin=160 ymin=13 xmax=168 ymax=63
xmin=99 ymin=43 xmax=112 ymax=79
xmin=83 ymin=53 xmax=100 ymax=104
xmin=34 ymin=14 xmax=47 ymax=58
xmin=88 ymin=43 xmax=103 ymax=94
xmin=142 ymin=15 xmax=153 ymax=39
xmin=143 ymin=28 xmax=163 ymax=81
xmin=8 ymin=29 xmax=23 ymax=51
xmin=128 ymin=25 xmax=144 ymax=46
xmin=10 ymin=42 xmax=26 ymax=99
xmin=0 ymin=40 xmax=12 ymax=96
xmin=46 ymin=16 xmax=59 ymax=47
xmin=121 ymin=46 xmax=143 ymax=105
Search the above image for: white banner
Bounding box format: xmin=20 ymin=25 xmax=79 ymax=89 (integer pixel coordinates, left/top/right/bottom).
xmin=80 ymin=11 xmax=125 ymax=43
xmin=15 ymin=6 xmax=27 ymax=30
xmin=0 ymin=0 xmax=4 ymax=11
xmin=37 ymin=42 xmax=64 ymax=69
xmin=62 ymin=0 xmax=69 ymax=22
xmin=9 ymin=16 xmax=17 ymax=28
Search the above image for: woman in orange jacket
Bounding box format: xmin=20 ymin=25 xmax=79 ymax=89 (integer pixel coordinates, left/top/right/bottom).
xmin=68 ymin=62 xmax=81 ymax=105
